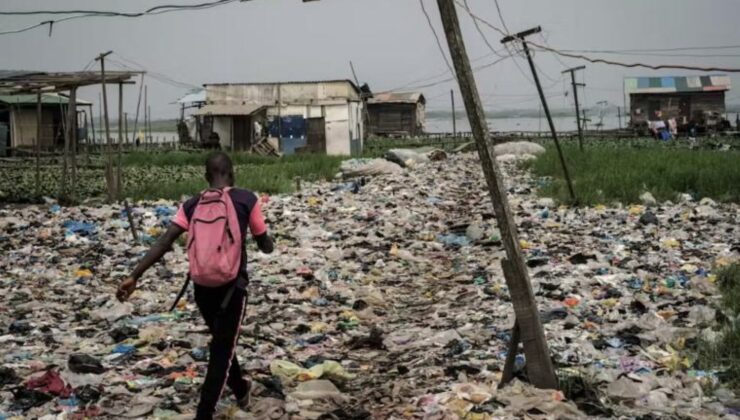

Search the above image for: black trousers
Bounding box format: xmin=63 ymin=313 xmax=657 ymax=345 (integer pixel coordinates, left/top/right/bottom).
xmin=193 ymin=281 xmax=248 ymax=420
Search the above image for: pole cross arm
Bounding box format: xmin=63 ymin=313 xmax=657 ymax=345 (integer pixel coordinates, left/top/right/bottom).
xmin=500 ymin=26 xmax=541 ymax=44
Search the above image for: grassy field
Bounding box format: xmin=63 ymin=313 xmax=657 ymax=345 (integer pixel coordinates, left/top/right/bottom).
xmin=0 ymin=152 xmax=344 ymax=203
xmin=125 ymin=152 xmax=344 ymax=200
xmin=525 ymin=144 xmax=740 ymax=205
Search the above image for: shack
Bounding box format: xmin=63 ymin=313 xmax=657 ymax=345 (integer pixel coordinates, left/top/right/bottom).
xmin=367 ymin=92 xmax=426 ymax=136
xmin=196 ymin=80 xmax=364 ymax=155
xmin=626 ymin=75 xmax=731 ymax=131
xmin=0 ymin=93 xmax=90 ymax=156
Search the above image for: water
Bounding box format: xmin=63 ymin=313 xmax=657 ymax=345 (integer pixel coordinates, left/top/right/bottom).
xmin=426 ymin=114 xmax=623 ymax=133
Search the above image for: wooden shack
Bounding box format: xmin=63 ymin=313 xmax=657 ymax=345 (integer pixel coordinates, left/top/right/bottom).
xmin=626 ymin=75 xmax=731 ymax=130
xmin=367 ymin=92 xmax=426 ymax=136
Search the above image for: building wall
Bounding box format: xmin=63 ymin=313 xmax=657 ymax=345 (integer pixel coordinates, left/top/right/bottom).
xmin=368 ymin=103 xmax=421 ymax=135
xmin=630 ymin=91 xmax=726 ymax=124
xmin=206 ymin=81 xmax=361 ymax=106
xmin=212 ymin=116 xmax=232 ymax=149
xmin=10 ymin=108 xmax=58 ymax=148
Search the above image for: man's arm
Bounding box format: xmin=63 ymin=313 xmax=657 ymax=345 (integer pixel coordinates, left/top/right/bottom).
xmin=254 ymin=232 xmax=274 ymax=254
xmin=117 ymin=224 xmax=186 ymax=302
xmin=249 ymin=200 xmax=273 ymax=254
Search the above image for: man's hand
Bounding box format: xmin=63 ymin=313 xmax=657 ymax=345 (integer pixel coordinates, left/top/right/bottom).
xmin=117 ymin=277 xmax=138 ymax=302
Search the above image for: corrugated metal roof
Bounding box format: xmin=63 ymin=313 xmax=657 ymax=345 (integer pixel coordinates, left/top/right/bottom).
xmin=177 ymin=89 xmax=206 ymax=104
xmin=205 ymin=79 xmax=360 ymax=93
xmin=0 ymin=70 xmax=45 ymax=80
xmin=193 ymin=103 xmax=264 ymax=116
xmin=0 ymin=93 xmax=70 ymax=105
xmin=368 ymin=92 xmax=425 ymax=104
xmin=625 ymin=75 xmax=731 ymax=94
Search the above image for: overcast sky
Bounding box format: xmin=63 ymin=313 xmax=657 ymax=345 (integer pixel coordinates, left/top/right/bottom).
xmin=1 ymin=0 xmax=739 ymax=119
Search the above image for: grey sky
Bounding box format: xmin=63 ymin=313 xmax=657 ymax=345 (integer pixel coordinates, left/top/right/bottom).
xmin=1 ymin=0 xmax=739 ymax=119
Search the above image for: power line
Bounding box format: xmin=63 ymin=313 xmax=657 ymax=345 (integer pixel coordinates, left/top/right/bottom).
xmin=0 ymin=0 xmax=241 ymax=37
xmin=561 ymin=44 xmax=740 ymax=53
xmin=419 ymin=0 xmax=455 ymax=75
xmin=529 ymin=41 xmax=740 ymax=72
xmin=459 ymin=8 xmax=740 ymax=73
xmin=461 ymin=0 xmax=507 ymax=58
xmin=492 ymin=0 xmax=510 ymax=34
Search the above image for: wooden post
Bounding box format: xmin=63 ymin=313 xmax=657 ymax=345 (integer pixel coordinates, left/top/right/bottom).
xmin=132 ymin=74 xmax=144 ymax=146
xmin=502 ymin=27 xmax=576 ymax=203
xmin=67 ymin=87 xmax=78 ymax=201
xmin=123 ymin=199 xmax=138 ymax=241
xmin=144 ymin=85 xmax=148 ymax=149
xmin=117 ymin=83 xmax=124 ymax=199
xmin=124 ymin=112 xmax=129 ymax=145
xmin=436 ymin=0 xmax=558 ymax=389
xmin=96 ymin=50 xmax=115 ymax=202
xmin=35 ymin=90 xmax=42 ymax=197
xmin=148 ymin=105 xmax=153 ymax=148
xmin=451 ymin=89 xmax=457 ymax=137
xmin=562 ymin=66 xmax=585 ymax=151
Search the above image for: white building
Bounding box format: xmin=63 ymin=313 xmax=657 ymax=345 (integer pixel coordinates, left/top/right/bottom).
xmin=195 ymin=80 xmax=364 ymax=155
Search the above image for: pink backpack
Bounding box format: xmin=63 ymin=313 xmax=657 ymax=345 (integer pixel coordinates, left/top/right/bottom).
xmin=186 ymin=188 xmax=243 ymax=287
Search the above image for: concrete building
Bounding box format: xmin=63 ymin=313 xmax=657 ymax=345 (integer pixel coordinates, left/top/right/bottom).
xmin=196 ymin=80 xmax=364 ymax=155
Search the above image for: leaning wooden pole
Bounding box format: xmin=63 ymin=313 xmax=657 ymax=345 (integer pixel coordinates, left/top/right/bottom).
xmin=35 ymin=90 xmax=42 ymax=197
xmin=117 ymin=83 xmax=124 ymax=199
xmin=435 ymin=0 xmax=558 ymax=389
xmin=96 ymin=51 xmax=115 ymax=202
xmin=67 ymin=87 xmax=78 ymax=201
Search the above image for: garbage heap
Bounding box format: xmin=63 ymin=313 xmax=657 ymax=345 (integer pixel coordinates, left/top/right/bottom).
xmin=0 ymin=151 xmax=738 ymax=419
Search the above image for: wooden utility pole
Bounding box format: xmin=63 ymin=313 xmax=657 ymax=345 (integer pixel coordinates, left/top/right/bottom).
xmin=148 ymin=105 xmax=153 ymax=148
xmin=67 ymin=87 xmax=78 ymax=201
xmin=435 ymin=0 xmax=558 ymax=389
xmin=35 ymin=90 xmax=42 ymax=197
xmin=117 ymin=83 xmax=124 ymax=198
xmin=96 ymin=50 xmax=116 ymax=202
xmin=502 ymin=27 xmax=576 ymax=203
xmin=562 ymin=66 xmax=585 ymax=151
xmin=451 ymin=89 xmax=457 ymax=136
xmin=144 ymin=85 xmax=149 ymax=149
xmin=132 ymin=74 xmax=144 ymax=146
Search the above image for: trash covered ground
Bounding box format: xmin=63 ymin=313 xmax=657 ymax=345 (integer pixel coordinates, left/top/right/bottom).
xmin=1 ymin=151 xmax=739 ymax=419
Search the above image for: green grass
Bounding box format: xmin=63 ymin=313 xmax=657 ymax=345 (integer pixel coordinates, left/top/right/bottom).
xmin=525 ymin=144 xmax=740 ymax=205
xmin=125 ymin=153 xmax=344 ymax=200
xmin=695 ymin=263 xmax=740 ymax=390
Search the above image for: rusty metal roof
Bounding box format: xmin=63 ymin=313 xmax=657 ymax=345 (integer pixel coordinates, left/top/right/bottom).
xmin=368 ymin=92 xmax=425 ymax=104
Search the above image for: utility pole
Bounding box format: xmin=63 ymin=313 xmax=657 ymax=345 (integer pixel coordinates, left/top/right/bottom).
xmin=132 ymin=74 xmax=144 ymax=147
xmin=502 ymin=27 xmax=575 ymax=203
xmin=451 ymin=89 xmax=457 ymax=137
xmin=96 ymin=50 xmax=115 ymax=202
xmin=436 ymin=0 xmax=558 ymax=389
xmin=35 ymin=90 xmax=42 ymax=197
xmin=117 ymin=83 xmax=124 ymax=199
xmin=67 ymin=87 xmax=78 ymax=201
xmin=562 ymin=66 xmax=585 ymax=151
xmin=144 ymin=85 xmax=148 ymax=149
xmin=124 ymin=112 xmax=129 ymax=145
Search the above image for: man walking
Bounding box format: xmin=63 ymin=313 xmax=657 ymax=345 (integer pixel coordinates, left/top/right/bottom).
xmin=117 ymin=152 xmax=273 ymax=419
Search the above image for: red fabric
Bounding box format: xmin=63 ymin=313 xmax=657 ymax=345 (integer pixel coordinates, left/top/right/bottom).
xmin=249 ymin=201 xmax=267 ymax=236
xmin=26 ymin=369 xmax=72 ymax=397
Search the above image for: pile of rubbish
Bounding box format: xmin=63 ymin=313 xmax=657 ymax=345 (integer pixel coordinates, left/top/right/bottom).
xmin=0 ymin=150 xmax=738 ymax=418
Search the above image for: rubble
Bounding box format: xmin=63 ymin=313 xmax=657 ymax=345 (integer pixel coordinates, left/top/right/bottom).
xmin=0 ymin=152 xmax=738 ymax=418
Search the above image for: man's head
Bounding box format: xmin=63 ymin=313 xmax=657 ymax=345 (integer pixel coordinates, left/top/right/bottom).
xmin=205 ymin=152 xmax=234 ymax=187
